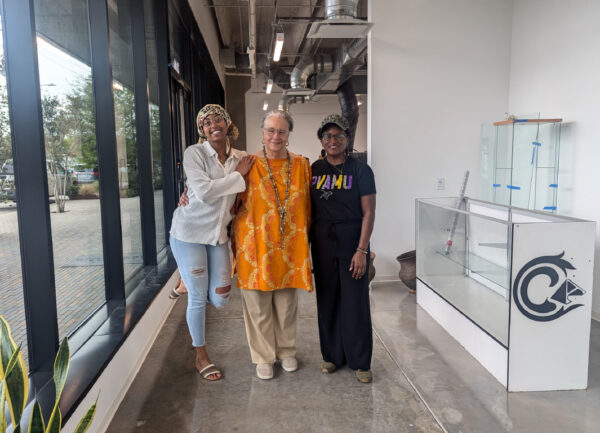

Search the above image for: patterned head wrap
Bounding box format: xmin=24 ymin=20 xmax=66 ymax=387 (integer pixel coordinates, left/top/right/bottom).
xmin=317 ymin=114 xmax=350 ymax=139
xmin=196 ymin=104 xmax=239 ymax=143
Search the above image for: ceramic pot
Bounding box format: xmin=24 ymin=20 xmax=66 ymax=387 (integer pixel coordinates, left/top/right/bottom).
xmin=396 ymin=250 xmax=416 ymax=293
xmin=368 ymin=252 xmax=376 ymax=282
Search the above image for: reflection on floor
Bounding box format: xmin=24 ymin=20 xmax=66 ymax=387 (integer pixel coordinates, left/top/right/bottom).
xmin=371 ymin=282 xmax=600 ymax=433
xmin=106 ymin=281 xmax=600 ymax=433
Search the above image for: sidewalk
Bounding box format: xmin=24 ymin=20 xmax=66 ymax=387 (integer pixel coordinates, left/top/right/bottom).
xmin=0 ymin=196 xmax=146 ymax=365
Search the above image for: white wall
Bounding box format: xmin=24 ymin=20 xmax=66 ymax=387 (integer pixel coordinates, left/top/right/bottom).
xmin=188 ymin=0 xmax=225 ymax=86
xmin=507 ymin=0 xmax=600 ymax=319
xmin=244 ymin=76 xmax=368 ymax=161
xmin=369 ymin=0 xmax=513 ymax=278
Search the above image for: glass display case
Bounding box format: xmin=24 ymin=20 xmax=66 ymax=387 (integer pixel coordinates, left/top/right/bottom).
xmin=416 ymin=197 xmax=595 ymax=391
xmin=481 ymin=118 xmax=562 ymax=213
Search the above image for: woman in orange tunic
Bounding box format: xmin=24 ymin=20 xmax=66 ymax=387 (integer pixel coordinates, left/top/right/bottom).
xmin=232 ymin=110 xmax=313 ymax=380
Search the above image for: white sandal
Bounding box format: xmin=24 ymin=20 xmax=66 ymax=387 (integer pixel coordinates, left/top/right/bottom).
xmin=198 ymin=363 xmax=222 ymax=381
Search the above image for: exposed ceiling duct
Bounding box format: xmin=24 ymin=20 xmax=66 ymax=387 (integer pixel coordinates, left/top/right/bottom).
xmin=286 ymin=54 xmax=333 ymax=96
xmin=307 ymin=0 xmax=372 ymax=39
xmin=282 ymin=0 xmax=369 ymax=98
xmin=325 ymin=0 xmax=358 ymax=19
xmin=253 ymin=0 xmax=369 ymax=118
xmin=276 ymin=34 xmax=366 ymax=114
xmin=278 ymin=94 xmax=295 ymax=112
xmin=310 ymin=36 xmax=367 ymax=93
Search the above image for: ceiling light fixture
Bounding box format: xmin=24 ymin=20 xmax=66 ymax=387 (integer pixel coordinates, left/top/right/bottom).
xmin=273 ymin=33 xmax=284 ymax=62
xmin=263 ymin=100 xmax=269 ymax=111
xmin=266 ymin=78 xmax=273 ymax=94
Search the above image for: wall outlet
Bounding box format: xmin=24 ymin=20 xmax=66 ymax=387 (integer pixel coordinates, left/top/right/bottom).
xmin=436 ymin=178 xmax=445 ymax=190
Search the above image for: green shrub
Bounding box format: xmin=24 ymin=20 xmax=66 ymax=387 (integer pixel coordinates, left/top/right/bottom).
xmin=68 ymin=184 xmax=80 ymax=196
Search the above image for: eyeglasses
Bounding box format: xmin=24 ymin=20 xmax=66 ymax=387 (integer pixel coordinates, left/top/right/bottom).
xmin=322 ymin=133 xmax=347 ymax=142
xmin=201 ymin=115 xmax=225 ymax=128
xmin=264 ymin=128 xmax=289 ymax=137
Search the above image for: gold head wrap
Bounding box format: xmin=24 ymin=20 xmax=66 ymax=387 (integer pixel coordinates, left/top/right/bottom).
xmin=196 ymin=104 xmax=239 ymax=143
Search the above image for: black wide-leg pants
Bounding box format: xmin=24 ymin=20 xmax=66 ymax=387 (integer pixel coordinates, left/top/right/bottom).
xmin=312 ymin=252 xmax=373 ymax=371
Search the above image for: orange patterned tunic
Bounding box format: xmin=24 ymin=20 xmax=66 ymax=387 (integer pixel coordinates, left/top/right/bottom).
xmin=232 ymin=154 xmax=313 ymax=292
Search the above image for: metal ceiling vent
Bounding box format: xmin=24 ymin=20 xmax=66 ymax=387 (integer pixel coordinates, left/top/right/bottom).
xmin=307 ymin=0 xmax=372 ymax=39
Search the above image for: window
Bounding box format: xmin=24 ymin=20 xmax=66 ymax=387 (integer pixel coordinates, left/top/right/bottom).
xmin=34 ymin=0 xmax=106 ymax=339
xmin=145 ymin=0 xmax=165 ymax=253
xmin=108 ymin=0 xmax=143 ymax=281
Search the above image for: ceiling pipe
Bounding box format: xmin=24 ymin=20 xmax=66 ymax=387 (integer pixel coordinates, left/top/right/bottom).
xmin=324 ymin=0 xmax=359 ymax=20
xmin=278 ymin=95 xmax=295 ymax=112
xmin=334 ymin=36 xmax=368 ymax=86
xmin=270 ymin=0 xmax=365 ymax=111
xmin=344 ymin=36 xmax=367 ymax=61
xmin=313 ymin=36 xmax=367 ymax=92
xmin=248 ymin=0 xmax=257 ymax=77
xmin=289 ymin=54 xmax=333 ymax=89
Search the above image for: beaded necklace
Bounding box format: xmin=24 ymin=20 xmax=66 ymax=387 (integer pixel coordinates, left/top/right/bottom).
xmin=262 ymin=146 xmax=291 ymax=244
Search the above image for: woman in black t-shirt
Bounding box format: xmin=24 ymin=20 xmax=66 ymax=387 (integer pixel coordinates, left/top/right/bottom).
xmin=309 ymin=114 xmax=376 ymax=383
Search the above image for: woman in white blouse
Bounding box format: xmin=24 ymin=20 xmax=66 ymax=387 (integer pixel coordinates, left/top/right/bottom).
xmin=169 ymin=104 xmax=254 ymax=381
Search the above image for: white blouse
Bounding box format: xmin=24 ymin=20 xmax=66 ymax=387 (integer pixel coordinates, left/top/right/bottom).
xmin=169 ymin=141 xmax=247 ymax=245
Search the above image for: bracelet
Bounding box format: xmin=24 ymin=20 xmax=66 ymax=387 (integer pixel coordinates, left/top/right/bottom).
xmin=356 ymin=247 xmax=368 ymax=255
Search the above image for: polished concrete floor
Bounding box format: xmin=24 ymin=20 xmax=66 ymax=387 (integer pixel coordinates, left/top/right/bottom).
xmin=107 ymin=281 xmax=600 ymax=433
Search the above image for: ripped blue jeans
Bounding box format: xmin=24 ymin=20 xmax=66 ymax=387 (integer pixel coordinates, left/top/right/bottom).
xmin=170 ymin=236 xmax=231 ymax=347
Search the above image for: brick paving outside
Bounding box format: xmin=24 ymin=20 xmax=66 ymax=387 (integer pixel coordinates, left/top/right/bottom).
xmin=0 ymin=191 xmax=166 ymax=368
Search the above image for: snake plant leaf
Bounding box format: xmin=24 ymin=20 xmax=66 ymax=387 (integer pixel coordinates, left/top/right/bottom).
xmin=44 ymin=406 xmax=61 ymax=433
xmin=0 ymin=315 xmax=29 ymax=425
xmin=0 ymin=379 xmax=7 ymax=433
xmin=72 ymin=400 xmax=98 ymax=433
xmin=44 ymin=338 xmax=69 ymax=433
xmin=27 ymin=402 xmax=45 ymax=433
xmin=3 ymin=342 xmax=27 ymax=426
xmin=53 ymin=338 xmax=70 ymax=402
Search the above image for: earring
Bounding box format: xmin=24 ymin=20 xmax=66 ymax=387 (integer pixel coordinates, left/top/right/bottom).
xmin=285 ymin=141 xmax=290 ymax=147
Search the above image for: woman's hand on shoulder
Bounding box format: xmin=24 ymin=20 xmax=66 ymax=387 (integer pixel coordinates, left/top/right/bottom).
xmin=236 ymin=155 xmax=256 ymax=176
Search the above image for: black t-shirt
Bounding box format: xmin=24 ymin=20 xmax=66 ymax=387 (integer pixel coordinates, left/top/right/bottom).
xmin=310 ymin=157 xmax=376 ymax=257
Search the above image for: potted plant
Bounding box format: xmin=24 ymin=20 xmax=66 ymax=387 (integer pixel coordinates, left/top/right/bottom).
xmin=0 ymin=315 xmax=97 ymax=433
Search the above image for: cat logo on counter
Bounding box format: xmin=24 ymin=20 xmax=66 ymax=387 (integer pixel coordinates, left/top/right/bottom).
xmin=513 ymin=252 xmax=585 ymax=322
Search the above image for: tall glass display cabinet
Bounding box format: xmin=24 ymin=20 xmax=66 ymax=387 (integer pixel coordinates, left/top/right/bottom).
xmin=416 ymin=197 xmax=595 ymax=391
xmin=481 ymin=118 xmax=562 ymax=213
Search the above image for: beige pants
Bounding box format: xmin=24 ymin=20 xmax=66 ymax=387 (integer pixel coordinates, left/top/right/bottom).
xmin=241 ymin=287 xmax=298 ymax=364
